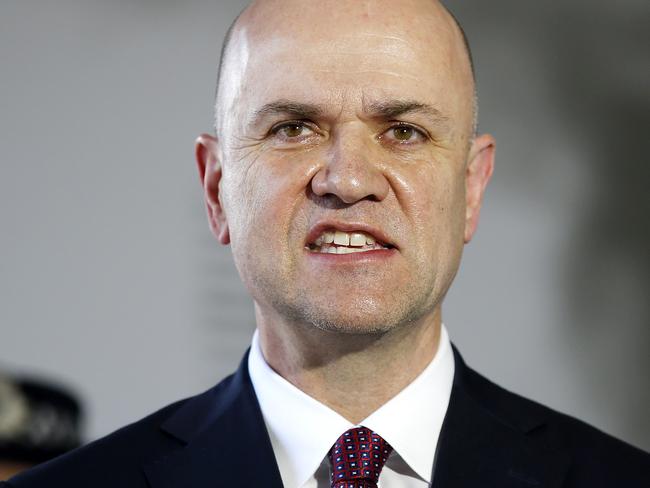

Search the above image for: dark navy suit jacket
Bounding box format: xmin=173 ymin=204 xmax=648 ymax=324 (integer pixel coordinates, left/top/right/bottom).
xmin=3 ymin=345 xmax=649 ymax=487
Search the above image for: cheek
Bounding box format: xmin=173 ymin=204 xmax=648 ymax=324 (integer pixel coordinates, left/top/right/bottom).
xmin=436 ymin=174 xmax=466 ymax=232
xmin=408 ymin=163 xmax=465 ymax=230
xmin=435 ymin=175 xmax=467 ymax=250
xmin=398 ymin=160 xmax=466 ymax=273
xmin=223 ymin=167 xmax=291 ymax=292
xmin=223 ymin=154 xmax=311 ymax=253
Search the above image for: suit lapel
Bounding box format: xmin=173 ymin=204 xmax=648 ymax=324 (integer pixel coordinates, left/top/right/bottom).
xmin=141 ymin=343 xmax=573 ymax=487
xmin=432 ymin=345 xmax=571 ymax=488
xmin=142 ymin=350 xmax=283 ymax=488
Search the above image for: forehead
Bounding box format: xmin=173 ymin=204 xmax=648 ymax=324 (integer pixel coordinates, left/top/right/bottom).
xmin=219 ymin=0 xmax=472 ymax=124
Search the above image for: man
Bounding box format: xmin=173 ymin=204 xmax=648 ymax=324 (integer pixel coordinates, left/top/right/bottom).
xmin=3 ymin=0 xmax=648 ymax=487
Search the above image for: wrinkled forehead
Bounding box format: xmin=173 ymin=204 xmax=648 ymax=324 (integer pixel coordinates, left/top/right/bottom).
xmin=217 ymin=0 xmax=473 ymax=129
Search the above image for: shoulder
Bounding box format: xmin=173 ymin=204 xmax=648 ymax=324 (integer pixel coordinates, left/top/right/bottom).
xmin=461 ymin=359 xmax=650 ymax=484
xmin=4 ymin=399 xmax=186 ymax=487
xmin=3 ymin=382 xmax=225 ymax=488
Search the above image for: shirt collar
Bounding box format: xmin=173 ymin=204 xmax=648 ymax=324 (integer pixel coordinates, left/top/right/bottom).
xmin=248 ymin=325 xmax=455 ymax=488
xmin=362 ymin=324 xmax=454 ymax=481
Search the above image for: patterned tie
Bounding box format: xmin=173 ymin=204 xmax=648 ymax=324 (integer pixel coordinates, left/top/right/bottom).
xmin=327 ymin=426 xmax=393 ymax=488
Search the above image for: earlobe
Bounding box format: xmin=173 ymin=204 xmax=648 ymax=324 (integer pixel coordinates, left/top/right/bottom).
xmin=464 ymin=133 xmax=495 ymax=243
xmin=195 ymin=133 xmax=230 ymax=245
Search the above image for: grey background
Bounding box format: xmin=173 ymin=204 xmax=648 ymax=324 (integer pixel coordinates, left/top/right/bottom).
xmin=1 ymin=1 xmax=648 ymax=451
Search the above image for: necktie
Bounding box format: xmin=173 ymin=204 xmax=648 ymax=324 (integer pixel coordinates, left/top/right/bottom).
xmin=327 ymin=426 xmax=393 ymax=488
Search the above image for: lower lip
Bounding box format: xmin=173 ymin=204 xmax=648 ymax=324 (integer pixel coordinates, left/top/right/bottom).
xmin=304 ymin=247 xmax=397 ymax=263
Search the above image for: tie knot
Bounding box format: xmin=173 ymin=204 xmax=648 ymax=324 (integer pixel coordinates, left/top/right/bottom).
xmin=327 ymin=426 xmax=393 ymax=488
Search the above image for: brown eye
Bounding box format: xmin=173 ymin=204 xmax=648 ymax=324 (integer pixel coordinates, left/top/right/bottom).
xmin=381 ymin=124 xmax=426 ymax=145
xmin=271 ymin=121 xmax=317 ymax=144
xmin=281 ymin=123 xmax=305 ymax=138
xmin=393 ymin=126 xmax=414 ymax=141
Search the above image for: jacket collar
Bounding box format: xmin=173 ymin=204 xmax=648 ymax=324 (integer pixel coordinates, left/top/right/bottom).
xmin=142 ymin=350 xmax=283 ymax=488
xmin=432 ymin=344 xmax=571 ymax=487
xmin=143 ymin=344 xmax=571 ymax=488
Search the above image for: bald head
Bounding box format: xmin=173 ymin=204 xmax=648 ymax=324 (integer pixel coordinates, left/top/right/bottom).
xmin=214 ymin=0 xmax=478 ymax=137
xmin=216 ymin=2 xmax=475 ymax=90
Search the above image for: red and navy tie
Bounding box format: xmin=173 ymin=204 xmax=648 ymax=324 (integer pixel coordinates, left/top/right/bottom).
xmin=327 ymin=426 xmax=393 ymax=488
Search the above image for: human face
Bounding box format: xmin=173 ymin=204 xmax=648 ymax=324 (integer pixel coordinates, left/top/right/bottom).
xmin=200 ymin=0 xmax=494 ymax=334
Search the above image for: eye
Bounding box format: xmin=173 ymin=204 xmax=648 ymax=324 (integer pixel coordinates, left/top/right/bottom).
xmin=271 ymin=121 xmax=315 ymax=140
xmin=393 ymin=126 xmax=415 ymax=141
xmin=382 ymin=123 xmax=427 ymax=144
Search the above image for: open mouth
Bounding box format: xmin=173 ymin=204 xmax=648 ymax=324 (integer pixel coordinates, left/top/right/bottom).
xmin=306 ymin=230 xmax=395 ymax=254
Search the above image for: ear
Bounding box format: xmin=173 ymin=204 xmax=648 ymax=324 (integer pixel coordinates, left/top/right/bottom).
xmin=195 ymin=133 xmax=230 ymax=245
xmin=464 ymin=133 xmax=495 ymax=243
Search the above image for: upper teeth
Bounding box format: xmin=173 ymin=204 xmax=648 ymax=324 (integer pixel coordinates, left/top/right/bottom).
xmin=314 ymin=230 xmax=377 ymax=247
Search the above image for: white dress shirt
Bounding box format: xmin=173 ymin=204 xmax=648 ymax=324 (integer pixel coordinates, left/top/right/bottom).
xmin=248 ymin=325 xmax=455 ymax=488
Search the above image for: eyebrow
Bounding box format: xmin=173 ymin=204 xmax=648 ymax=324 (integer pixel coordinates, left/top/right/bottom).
xmin=249 ymin=98 xmax=449 ymax=130
xmin=364 ymin=100 xmax=450 ymax=127
xmin=251 ymin=100 xmax=324 ymax=127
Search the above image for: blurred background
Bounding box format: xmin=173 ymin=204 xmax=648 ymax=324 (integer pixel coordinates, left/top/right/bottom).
xmin=1 ymin=0 xmax=648 ymax=458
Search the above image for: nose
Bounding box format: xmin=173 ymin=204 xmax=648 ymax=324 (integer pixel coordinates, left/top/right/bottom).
xmin=310 ymin=132 xmax=390 ymax=204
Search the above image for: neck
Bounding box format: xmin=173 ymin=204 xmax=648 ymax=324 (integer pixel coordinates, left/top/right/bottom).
xmin=256 ymin=306 xmax=442 ymax=424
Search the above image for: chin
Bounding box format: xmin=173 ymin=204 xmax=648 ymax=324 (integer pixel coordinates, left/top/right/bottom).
xmin=295 ymin=297 xmax=420 ymax=336
xmin=309 ymin=316 xmax=394 ymax=335
xmin=260 ymin=277 xmax=437 ymax=335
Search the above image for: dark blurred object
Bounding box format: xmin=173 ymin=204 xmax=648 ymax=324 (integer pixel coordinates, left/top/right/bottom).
xmin=0 ymin=374 xmax=82 ymax=479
